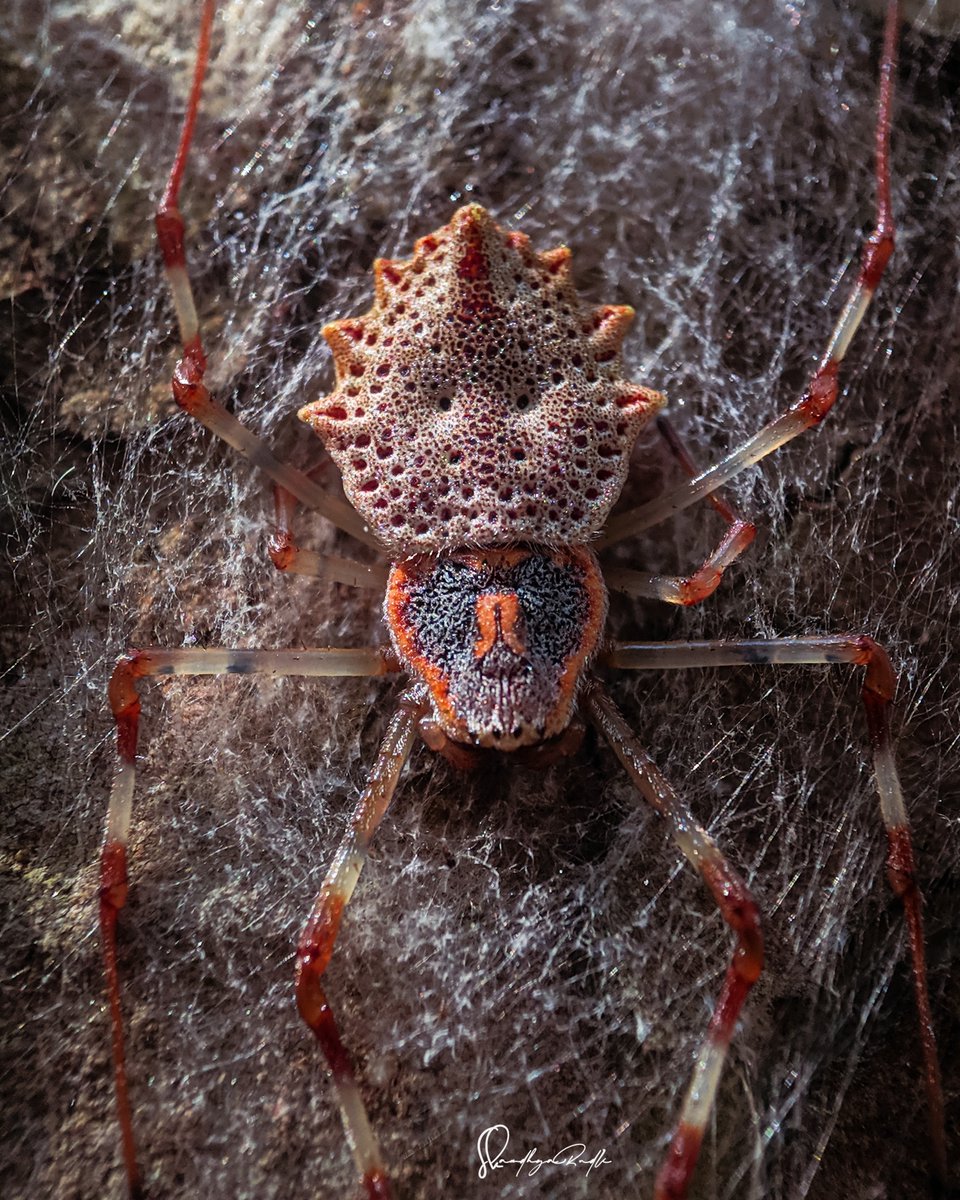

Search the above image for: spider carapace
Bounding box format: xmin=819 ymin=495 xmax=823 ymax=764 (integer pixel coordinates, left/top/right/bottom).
xmin=386 ymin=544 xmax=607 ymax=758
xmin=98 ymin=3 xmax=946 ymax=1199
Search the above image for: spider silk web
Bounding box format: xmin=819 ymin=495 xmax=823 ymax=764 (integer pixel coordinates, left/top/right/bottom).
xmin=1 ymin=2 xmax=958 ymax=1198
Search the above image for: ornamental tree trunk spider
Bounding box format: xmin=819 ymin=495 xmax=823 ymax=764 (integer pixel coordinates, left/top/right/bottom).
xmin=3 ymin=2 xmax=936 ymax=1200
xmin=92 ymin=1 xmax=953 ymax=1197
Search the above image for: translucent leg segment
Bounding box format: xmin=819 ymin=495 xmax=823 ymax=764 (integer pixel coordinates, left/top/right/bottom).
xmin=99 ymin=646 xmax=399 ymax=1198
xmin=602 ymin=2 xmax=901 ymax=547
xmin=600 ymin=632 xmax=946 ymax=1182
xmin=602 ymin=415 xmax=756 ymax=604
xmin=154 ymin=0 xmax=377 ymax=549
xmin=295 ymin=688 xmax=427 ymax=1200
xmin=270 ymin=481 xmax=389 ymax=590
xmin=582 ymin=682 xmax=763 ymax=1200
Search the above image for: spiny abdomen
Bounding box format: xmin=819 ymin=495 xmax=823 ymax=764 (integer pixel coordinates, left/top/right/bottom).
xmin=300 ymin=204 xmax=664 ymax=551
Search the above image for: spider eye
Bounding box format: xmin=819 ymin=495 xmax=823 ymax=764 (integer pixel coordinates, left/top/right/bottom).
xmin=438 ymin=396 xmax=452 ymax=411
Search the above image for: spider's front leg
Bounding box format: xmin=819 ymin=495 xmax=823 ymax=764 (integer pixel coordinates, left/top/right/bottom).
xmin=582 ymin=682 xmax=763 ymax=1200
xmin=295 ymin=686 xmax=427 ymax=1200
xmin=100 ymin=646 xmax=401 ymax=1198
xmin=601 ymin=635 xmax=947 ymax=1184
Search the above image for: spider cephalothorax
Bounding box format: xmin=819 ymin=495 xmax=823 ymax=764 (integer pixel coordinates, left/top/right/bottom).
xmin=385 ymin=546 xmax=607 ymax=752
xmin=299 ymin=204 xmax=664 ymax=551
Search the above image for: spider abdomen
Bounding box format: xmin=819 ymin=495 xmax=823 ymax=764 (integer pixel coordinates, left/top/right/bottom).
xmin=299 ymin=204 xmax=665 ymax=552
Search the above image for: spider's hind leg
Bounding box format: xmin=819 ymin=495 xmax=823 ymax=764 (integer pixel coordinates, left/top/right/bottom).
xmin=601 ymin=0 xmax=901 ymax=548
xmin=602 ymin=414 xmax=756 ymax=606
xmin=154 ymin=0 xmax=377 ymax=551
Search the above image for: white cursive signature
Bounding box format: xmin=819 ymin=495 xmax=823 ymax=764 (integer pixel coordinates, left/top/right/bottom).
xmin=476 ymin=1123 xmax=610 ymax=1179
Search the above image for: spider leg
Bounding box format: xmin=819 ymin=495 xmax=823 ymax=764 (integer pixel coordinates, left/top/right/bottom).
xmin=100 ymin=646 xmax=400 ymax=1199
xmin=269 ymin=479 xmax=389 ymax=589
xmin=601 ymin=634 xmax=947 ymax=1182
xmin=155 ymin=0 xmax=378 ymax=549
xmin=602 ymin=0 xmax=901 ymax=547
xmin=602 ymin=415 xmax=756 ymax=604
xmin=582 ymin=682 xmax=763 ymax=1200
xmin=295 ymin=687 xmax=427 ymax=1200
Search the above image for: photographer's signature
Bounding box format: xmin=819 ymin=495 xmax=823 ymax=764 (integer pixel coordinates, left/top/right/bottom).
xmin=476 ymin=1123 xmax=610 ymax=1179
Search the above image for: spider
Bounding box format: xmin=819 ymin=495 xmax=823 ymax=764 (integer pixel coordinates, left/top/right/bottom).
xmin=96 ymin=2 xmax=949 ymax=1198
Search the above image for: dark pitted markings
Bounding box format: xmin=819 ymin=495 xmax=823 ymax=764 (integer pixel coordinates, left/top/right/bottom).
xmin=385 ymin=546 xmax=606 ymax=748
xmin=401 ymin=552 xmax=589 ymax=673
xmin=401 ymin=558 xmax=481 ymax=672
xmin=508 ymin=553 xmax=589 ymax=666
